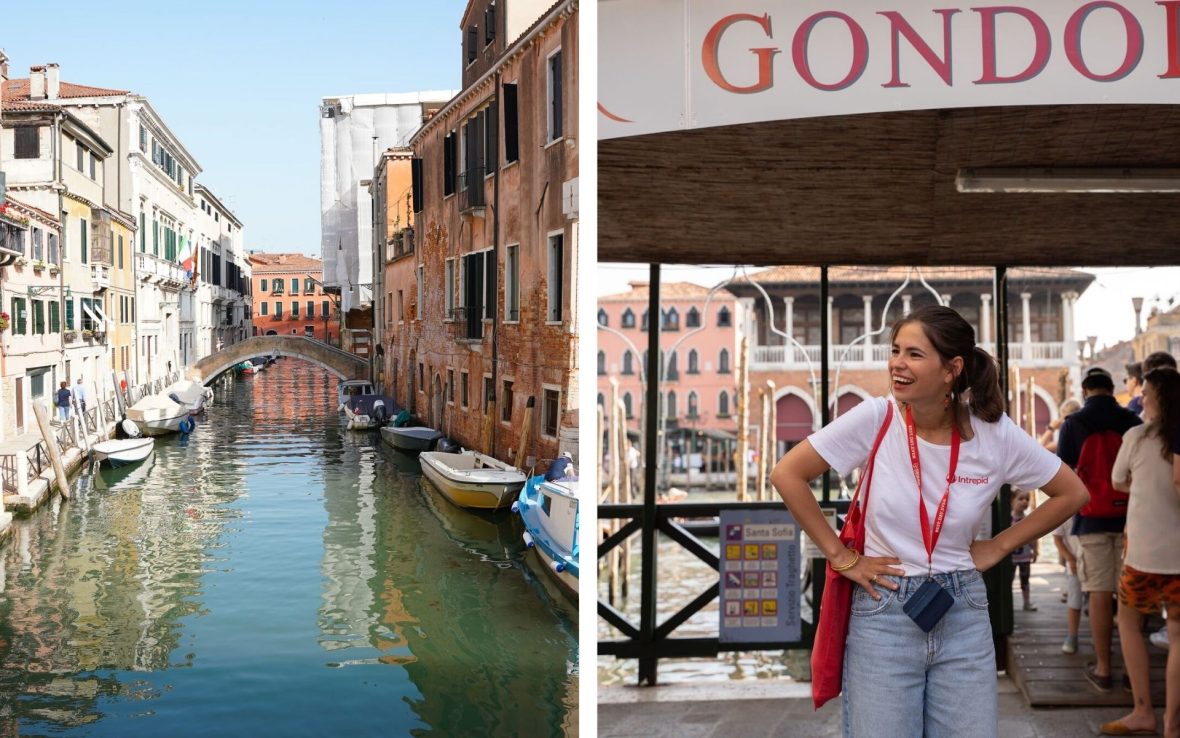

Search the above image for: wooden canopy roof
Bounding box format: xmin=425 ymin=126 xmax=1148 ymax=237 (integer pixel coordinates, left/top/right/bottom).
xmin=599 ymin=104 xmax=1180 ymax=267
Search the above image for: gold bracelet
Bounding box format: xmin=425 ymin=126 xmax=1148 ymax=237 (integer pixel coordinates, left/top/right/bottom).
xmin=831 ymin=549 xmax=860 ymax=572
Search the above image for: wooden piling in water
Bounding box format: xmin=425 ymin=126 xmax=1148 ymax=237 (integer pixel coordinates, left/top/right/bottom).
xmin=482 ymin=398 xmax=496 ymax=456
xmin=736 ymin=337 xmax=749 ymax=501
xmin=32 ymin=403 xmax=70 ymax=501
xmin=514 ymin=396 xmax=535 ymax=469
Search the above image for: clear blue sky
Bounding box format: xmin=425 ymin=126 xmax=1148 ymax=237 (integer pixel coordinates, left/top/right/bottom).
xmin=2 ymin=0 xmax=465 ymax=255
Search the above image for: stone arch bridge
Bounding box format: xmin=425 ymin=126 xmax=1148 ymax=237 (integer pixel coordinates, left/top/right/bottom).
xmin=187 ymin=335 xmax=369 ymax=384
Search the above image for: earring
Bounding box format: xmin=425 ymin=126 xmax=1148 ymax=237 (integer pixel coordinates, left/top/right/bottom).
xmin=943 ymin=392 xmax=951 ymax=410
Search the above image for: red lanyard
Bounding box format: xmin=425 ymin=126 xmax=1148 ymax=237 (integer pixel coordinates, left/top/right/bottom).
xmin=904 ymin=404 xmax=961 ymax=573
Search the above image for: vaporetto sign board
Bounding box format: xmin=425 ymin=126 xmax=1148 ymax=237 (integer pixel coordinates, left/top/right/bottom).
xmin=599 ymin=0 xmax=1180 ymax=139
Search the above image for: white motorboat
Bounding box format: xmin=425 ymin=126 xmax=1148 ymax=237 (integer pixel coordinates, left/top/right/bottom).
xmin=514 ymin=476 xmax=580 ymax=603
xmin=90 ymin=437 xmax=155 ymax=467
xmin=127 ymin=394 xmax=193 ymax=436
xmin=164 ymin=379 xmax=210 ymax=415
xmin=380 ymin=425 xmax=442 ymax=452
xmin=340 ymin=394 xmax=397 ymax=430
xmin=337 ymin=379 xmax=375 ymax=409
xmin=419 ymin=450 xmax=527 ymax=510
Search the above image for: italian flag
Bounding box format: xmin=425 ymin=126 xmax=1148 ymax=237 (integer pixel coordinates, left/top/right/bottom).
xmin=178 ymin=236 xmax=195 ymax=278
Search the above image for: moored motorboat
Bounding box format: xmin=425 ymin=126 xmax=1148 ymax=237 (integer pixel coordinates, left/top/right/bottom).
xmin=340 ymin=394 xmax=397 ymax=430
xmin=419 ymin=450 xmax=527 ymax=510
xmin=236 ymin=360 xmax=259 ymax=375
xmin=90 ymin=437 xmax=155 ymax=467
xmin=165 ymin=379 xmax=210 ymax=415
xmin=337 ymin=379 xmax=375 ymax=408
xmin=127 ymin=394 xmax=194 ymax=436
xmin=514 ymin=475 xmax=580 ymax=603
xmin=381 ymin=425 xmax=443 ymax=452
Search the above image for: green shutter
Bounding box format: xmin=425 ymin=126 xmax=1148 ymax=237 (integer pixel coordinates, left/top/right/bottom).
xmin=140 ymin=213 xmax=146 ymax=252
xmin=49 ymin=301 xmax=60 ymax=333
xmin=14 ymin=298 xmax=27 ymax=334
xmin=118 ymin=235 xmax=124 ymax=268
xmin=153 ymin=220 xmax=159 ymax=256
xmin=33 ymin=301 xmax=44 ymax=334
xmin=80 ymin=220 xmax=88 ymax=263
xmin=65 ymin=299 xmax=74 ymax=330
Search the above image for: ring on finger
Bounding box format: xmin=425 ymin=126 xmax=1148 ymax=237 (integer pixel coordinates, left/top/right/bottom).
xmin=869 ymin=574 xmax=879 ymax=584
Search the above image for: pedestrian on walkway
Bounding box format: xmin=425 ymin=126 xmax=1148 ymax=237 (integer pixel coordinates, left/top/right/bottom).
xmin=55 ymin=381 xmax=71 ymax=422
xmin=1058 ymin=367 xmax=1142 ymax=692
xmin=1053 ymin=516 xmax=1083 ymax=654
xmin=1099 ymin=367 xmax=1180 ymax=738
xmin=1009 ymin=488 xmax=1039 ymax=611
xmin=1126 ymin=362 xmax=1145 ymax=416
xmin=1039 ymin=399 xmax=1081 ymax=453
xmin=771 ymin=305 xmax=1089 ymax=738
xmin=74 ymin=378 xmax=88 ymax=414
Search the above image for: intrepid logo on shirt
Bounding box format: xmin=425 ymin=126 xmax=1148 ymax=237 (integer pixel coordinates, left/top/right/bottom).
xmin=957 ymin=475 xmax=989 ymax=485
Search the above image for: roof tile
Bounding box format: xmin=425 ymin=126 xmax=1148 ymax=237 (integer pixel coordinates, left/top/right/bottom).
xmin=3 ymin=78 xmax=129 ymax=101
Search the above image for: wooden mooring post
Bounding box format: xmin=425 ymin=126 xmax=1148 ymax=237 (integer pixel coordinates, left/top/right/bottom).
xmin=32 ymin=403 xmax=70 ymax=501
xmin=514 ymin=396 xmax=535 ymax=469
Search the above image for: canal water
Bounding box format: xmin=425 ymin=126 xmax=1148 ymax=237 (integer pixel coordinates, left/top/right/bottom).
xmin=0 ymin=360 xmax=578 ymax=736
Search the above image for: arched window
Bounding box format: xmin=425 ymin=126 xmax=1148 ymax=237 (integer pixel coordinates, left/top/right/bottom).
xmin=719 ymin=348 xmax=731 ymax=374
xmin=666 ymin=390 xmax=677 ymax=419
xmin=622 ymin=350 xmax=634 ymax=375
xmin=686 ymin=306 xmax=701 ymax=328
xmin=621 ymin=308 xmax=635 ymax=328
xmin=687 ymin=349 xmax=699 ymax=374
xmin=688 ymin=391 xmax=699 ymax=418
xmin=666 ymin=350 xmax=678 ymax=379
xmin=641 ymin=310 xmax=649 ymax=331
xmin=718 ymin=390 xmax=730 ymax=417
xmin=663 ymin=306 xmax=680 ymax=331
xmin=597 ymin=350 xmax=606 ymax=375
xmin=718 ymin=306 xmax=732 ymax=327
xmin=623 ymin=392 xmax=633 ymax=418
xmin=597 ymin=308 xmax=608 ymax=327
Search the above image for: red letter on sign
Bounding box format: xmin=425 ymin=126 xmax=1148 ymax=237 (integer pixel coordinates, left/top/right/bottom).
xmin=1065 ymin=2 xmax=1143 ymax=81
xmin=1158 ymin=1 xmax=1180 ymax=78
xmin=702 ymin=13 xmax=780 ymax=94
xmin=973 ymin=6 xmax=1051 ymax=84
xmin=880 ymin=9 xmax=961 ymax=87
xmin=792 ymin=12 xmax=869 ymax=91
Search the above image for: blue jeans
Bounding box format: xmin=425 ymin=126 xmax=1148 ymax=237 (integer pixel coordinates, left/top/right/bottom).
xmin=57 ymin=405 xmax=69 ymax=421
xmin=842 ymin=569 xmax=997 ymax=738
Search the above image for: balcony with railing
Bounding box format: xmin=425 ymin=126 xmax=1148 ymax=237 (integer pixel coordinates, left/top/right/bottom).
xmin=135 ymin=251 xmax=186 ymax=288
xmin=751 ymin=340 xmax=1069 ymax=370
xmin=90 ymin=263 xmax=110 ymax=291
xmin=455 ymin=306 xmax=484 ymax=341
xmin=458 ymin=170 xmax=487 ymax=215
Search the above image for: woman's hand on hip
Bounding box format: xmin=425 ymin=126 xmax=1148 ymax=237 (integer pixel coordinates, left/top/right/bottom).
xmin=970 ymin=538 xmax=1007 ymax=572
xmin=839 ymin=555 xmax=904 ymax=601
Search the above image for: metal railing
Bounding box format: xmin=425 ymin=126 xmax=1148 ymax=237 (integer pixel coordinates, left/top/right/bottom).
xmin=459 ymin=170 xmax=487 ymax=211
xmin=753 ymin=340 xmax=1066 ymax=368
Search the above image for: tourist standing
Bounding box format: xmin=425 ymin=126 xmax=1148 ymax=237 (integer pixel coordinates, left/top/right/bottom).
xmin=1099 ymin=367 xmax=1180 ymax=737
xmin=771 ymin=306 xmax=1088 ymax=737
xmin=55 ymin=382 xmax=71 ymax=422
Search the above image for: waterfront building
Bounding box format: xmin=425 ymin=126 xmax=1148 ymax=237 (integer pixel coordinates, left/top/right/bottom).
xmin=248 ymin=253 xmax=332 ymax=342
xmin=1 ymin=64 xmax=121 ymax=410
xmin=725 ymin=266 xmax=1094 ymax=457
xmin=400 ymin=0 xmax=579 ymax=462
xmin=597 ymin=281 xmax=744 ymax=437
xmin=319 ymin=90 xmax=454 ymax=324
xmin=1131 ymin=300 xmax=1180 ymax=362
xmin=193 ymin=184 xmax=250 ymax=360
xmin=370 ymin=146 xmax=414 ymax=388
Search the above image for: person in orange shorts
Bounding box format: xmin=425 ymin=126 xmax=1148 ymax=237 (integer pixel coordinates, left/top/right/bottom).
xmin=1101 ymin=367 xmax=1180 ymax=738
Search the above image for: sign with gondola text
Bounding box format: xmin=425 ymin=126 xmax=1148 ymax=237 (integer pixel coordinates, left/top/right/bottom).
xmin=719 ymin=509 xmax=801 ymax=643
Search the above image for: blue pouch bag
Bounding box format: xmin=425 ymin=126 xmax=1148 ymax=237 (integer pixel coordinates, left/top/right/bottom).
xmin=902 ymin=579 xmax=953 ymax=633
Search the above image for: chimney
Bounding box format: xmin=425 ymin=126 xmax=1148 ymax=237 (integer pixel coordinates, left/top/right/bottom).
xmin=29 ymin=65 xmax=46 ymax=100
xmin=46 ymin=63 xmax=59 ymax=99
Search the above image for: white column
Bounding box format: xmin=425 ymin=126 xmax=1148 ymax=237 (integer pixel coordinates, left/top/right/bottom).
xmin=902 ymin=294 xmax=912 ymax=316
xmin=1021 ymin=292 xmax=1033 ymax=363
xmin=1061 ymin=291 xmax=1076 ymax=364
xmin=980 ymin=293 xmax=992 ymax=346
xmin=783 ymin=296 xmax=795 ymax=363
xmin=862 ymin=294 xmax=873 ymax=362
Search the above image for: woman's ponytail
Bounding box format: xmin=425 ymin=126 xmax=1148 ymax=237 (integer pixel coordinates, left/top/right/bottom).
xmin=965 ymin=346 xmax=1004 ymax=422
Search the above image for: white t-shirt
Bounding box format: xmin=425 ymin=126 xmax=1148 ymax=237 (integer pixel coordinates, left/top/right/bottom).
xmin=810 ymin=397 xmax=1062 ymax=576
xmin=1112 ymin=423 xmax=1180 ymax=574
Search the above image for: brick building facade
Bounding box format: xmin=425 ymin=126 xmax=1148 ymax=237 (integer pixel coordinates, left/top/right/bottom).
xmin=390 ymin=0 xmax=579 ymax=465
xmin=248 ymin=253 xmax=334 ymax=343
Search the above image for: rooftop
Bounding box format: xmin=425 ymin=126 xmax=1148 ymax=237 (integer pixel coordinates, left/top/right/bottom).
xmin=248 ymin=253 xmax=324 ymax=273
xmin=599 ymin=281 xmax=727 ymax=301
xmin=3 ymin=77 xmax=128 ymax=101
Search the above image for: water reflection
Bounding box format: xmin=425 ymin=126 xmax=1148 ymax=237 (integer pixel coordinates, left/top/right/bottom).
xmin=0 ymin=360 xmax=578 ymax=736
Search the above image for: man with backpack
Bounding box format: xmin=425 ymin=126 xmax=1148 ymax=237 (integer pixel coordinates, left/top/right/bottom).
xmin=1057 ymin=367 xmax=1142 ymax=692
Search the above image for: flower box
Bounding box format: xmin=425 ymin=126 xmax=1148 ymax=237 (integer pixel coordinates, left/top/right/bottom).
xmin=32 ymin=260 xmax=46 ymax=271
xmin=63 ymin=330 xmax=78 ymax=342
xmin=14 ymin=257 xmax=27 ymax=267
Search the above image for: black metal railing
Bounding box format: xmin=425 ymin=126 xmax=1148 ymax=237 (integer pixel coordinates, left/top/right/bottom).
xmin=459 ymin=170 xmax=487 ymax=212
xmin=599 ymin=499 xmax=847 ymax=673
xmin=455 ymin=306 xmax=483 ymax=340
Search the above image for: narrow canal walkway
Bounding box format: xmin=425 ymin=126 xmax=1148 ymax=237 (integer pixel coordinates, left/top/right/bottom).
xmin=0 ymin=360 xmax=578 ymax=736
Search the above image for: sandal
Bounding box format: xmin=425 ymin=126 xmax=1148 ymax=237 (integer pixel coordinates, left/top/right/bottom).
xmin=1098 ymin=719 xmax=1157 ymax=735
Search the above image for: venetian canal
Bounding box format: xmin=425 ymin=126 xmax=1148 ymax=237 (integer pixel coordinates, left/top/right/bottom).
xmin=0 ymin=359 xmax=578 ymax=736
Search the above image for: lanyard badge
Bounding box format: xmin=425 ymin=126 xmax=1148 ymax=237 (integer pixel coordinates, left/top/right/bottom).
xmin=900 ymin=404 xmax=961 ymax=633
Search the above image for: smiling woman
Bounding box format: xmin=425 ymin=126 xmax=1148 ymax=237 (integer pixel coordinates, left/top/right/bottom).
xmin=770 ymin=304 xmax=1090 ymax=736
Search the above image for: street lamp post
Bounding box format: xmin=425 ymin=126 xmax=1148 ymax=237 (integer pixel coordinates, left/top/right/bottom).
xmin=1087 ymin=335 xmax=1099 ymax=363
xmin=1132 ymin=296 xmax=1145 ymax=336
